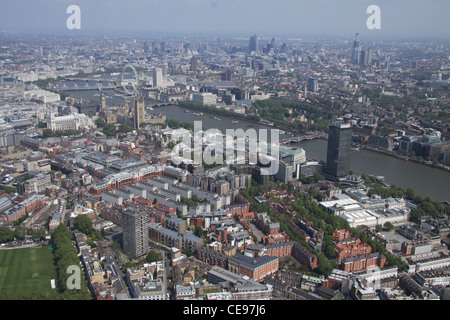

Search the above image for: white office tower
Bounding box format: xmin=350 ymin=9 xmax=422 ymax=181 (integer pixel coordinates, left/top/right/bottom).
xmin=153 ymin=67 xmax=163 ymax=88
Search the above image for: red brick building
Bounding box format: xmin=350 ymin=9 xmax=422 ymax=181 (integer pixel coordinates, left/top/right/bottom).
xmin=333 ymin=229 xmax=352 ymax=242
xmin=1 ymin=194 xmax=49 ymax=223
xmin=292 ymin=243 xmax=318 ymax=269
xmin=335 ymin=238 xmax=372 ymax=262
xmin=196 ymin=247 xmax=228 ymax=269
xmin=340 ymin=252 xmax=386 ymax=272
xmin=264 ymin=242 xmax=294 ymax=257
xmin=228 ymin=254 xmax=279 ymax=282
xmin=333 ymin=229 xmax=372 ymax=262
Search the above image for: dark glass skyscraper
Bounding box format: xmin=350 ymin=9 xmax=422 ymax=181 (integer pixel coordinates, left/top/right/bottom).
xmin=307 ymin=78 xmax=318 ymax=92
xmin=325 ymin=119 xmax=352 ymax=179
xmin=249 ymin=34 xmax=258 ymax=53
xmin=190 ymin=56 xmax=198 ymax=72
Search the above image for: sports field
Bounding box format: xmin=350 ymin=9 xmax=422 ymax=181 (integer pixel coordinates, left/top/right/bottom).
xmin=0 ymin=246 xmax=57 ymax=296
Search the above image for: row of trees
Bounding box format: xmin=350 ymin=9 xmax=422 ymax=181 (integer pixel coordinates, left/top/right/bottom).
xmin=0 ymin=226 xmax=46 ymax=243
xmin=50 ymin=225 xmax=91 ymax=299
xmin=252 ymin=98 xmax=336 ymax=132
xmin=287 ymin=187 xmax=409 ymax=275
xmin=239 ymin=183 xmax=340 ymax=276
xmin=239 ymin=178 xmax=409 ymax=277
xmin=350 ymin=226 xmax=408 ymax=271
xmin=42 ymin=128 xmax=81 ymax=137
xmin=94 ymin=118 xmax=134 ymax=136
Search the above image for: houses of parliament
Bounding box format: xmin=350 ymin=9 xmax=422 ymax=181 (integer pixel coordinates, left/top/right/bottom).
xmin=97 ymin=91 xmax=165 ymax=129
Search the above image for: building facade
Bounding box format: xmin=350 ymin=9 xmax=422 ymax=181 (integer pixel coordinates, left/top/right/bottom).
xmin=325 ymin=119 xmax=352 ymax=179
xmin=122 ymin=210 xmax=149 ymax=259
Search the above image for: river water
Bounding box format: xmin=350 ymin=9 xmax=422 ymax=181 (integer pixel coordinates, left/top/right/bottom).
xmin=292 ymin=139 xmax=449 ymax=202
xmin=63 ymin=83 xmax=450 ymax=202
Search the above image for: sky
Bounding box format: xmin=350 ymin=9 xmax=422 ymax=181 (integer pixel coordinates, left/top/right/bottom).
xmin=0 ymin=0 xmax=449 ymax=40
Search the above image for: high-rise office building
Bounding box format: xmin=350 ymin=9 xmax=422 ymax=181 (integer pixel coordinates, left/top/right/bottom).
xmin=122 ymin=210 xmax=149 ymax=259
xmin=307 ymin=78 xmax=318 ymax=92
xmin=190 ymin=56 xmax=198 ymax=72
xmin=144 ymin=42 xmax=150 ymax=54
xmin=133 ymin=95 xmax=145 ymax=129
xmin=249 ymin=35 xmax=258 ymax=53
xmin=325 ymin=119 xmax=352 ymax=179
xmin=360 ymin=48 xmax=372 ymax=66
xmin=152 ymin=41 xmax=158 ymax=54
xmin=221 ymin=69 xmax=231 ymax=81
xmin=158 ymin=63 xmax=168 ymax=77
xmin=153 ymin=67 xmax=163 ymax=88
xmin=352 ymin=33 xmax=361 ymax=65
xmin=271 ymin=37 xmax=276 ymax=49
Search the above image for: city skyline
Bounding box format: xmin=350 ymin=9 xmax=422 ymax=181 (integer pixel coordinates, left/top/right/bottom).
xmin=0 ymin=1 xmax=449 ymax=304
xmin=0 ymin=0 xmax=450 ymax=40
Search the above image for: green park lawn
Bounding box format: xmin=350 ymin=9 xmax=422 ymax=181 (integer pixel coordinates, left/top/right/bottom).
xmin=0 ymin=246 xmax=57 ymax=298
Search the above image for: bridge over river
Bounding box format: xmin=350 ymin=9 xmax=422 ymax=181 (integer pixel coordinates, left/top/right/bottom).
xmin=281 ymin=132 xmax=327 ymax=144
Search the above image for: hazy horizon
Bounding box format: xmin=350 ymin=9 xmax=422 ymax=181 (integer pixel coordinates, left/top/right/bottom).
xmin=1 ymin=0 xmax=450 ymax=41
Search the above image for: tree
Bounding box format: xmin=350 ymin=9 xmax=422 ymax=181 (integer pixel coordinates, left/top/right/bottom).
xmin=406 ymin=188 xmax=416 ymax=200
xmin=13 ymin=226 xmax=26 ymax=240
xmin=29 ymin=227 xmax=46 ymax=241
xmin=0 ymin=227 xmax=14 ymax=243
xmin=145 ymin=250 xmax=161 ymax=263
xmin=118 ymin=124 xmax=133 ymax=133
xmin=102 ymin=123 xmax=116 ymax=136
xmin=42 ymin=129 xmax=54 ymax=137
xmin=316 ymin=254 xmax=333 ymax=276
xmin=72 ymin=214 xmax=93 ymax=236
xmin=383 ymin=222 xmax=394 ymax=231
xmin=194 ymin=226 xmax=204 ymax=238
xmin=95 ymin=118 xmax=106 ymax=128
xmin=182 ymin=249 xmax=194 ymax=257
xmin=309 ymin=187 xmax=318 ymax=198
xmin=313 ymin=173 xmax=325 ymax=182
xmin=50 ymin=225 xmax=91 ymax=299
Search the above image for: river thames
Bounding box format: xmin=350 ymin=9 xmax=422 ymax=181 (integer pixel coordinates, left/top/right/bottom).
xmin=63 ymin=86 xmax=450 ymax=202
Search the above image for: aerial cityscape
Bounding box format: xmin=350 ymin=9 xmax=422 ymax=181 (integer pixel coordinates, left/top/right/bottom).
xmin=0 ymin=0 xmax=449 ymax=307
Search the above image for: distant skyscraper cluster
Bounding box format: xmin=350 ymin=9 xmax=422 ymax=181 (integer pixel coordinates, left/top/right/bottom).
xmin=352 ymin=33 xmax=372 ymax=66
